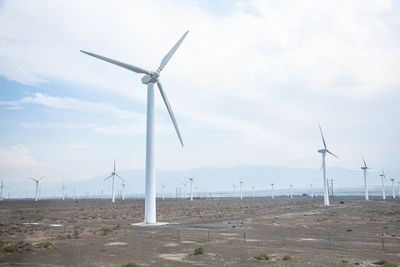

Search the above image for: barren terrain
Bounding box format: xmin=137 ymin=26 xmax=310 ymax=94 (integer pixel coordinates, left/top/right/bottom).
xmin=0 ymin=197 xmax=399 ymax=266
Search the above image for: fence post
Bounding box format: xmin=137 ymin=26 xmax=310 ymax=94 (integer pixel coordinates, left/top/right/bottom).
xmin=328 ymin=234 xmax=331 ymax=249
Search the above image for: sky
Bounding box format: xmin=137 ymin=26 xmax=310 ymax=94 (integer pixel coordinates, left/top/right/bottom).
xmin=0 ymin=0 xmax=399 ymax=186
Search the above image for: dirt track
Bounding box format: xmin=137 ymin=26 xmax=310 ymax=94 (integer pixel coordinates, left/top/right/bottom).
xmin=0 ymin=197 xmax=399 ymax=266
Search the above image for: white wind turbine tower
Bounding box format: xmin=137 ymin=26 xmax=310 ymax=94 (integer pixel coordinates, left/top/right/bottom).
xmin=390 ymin=178 xmax=395 ymax=198
xmin=271 ymin=183 xmax=274 ymax=199
xmin=81 ymin=31 xmax=188 ymax=224
xmin=289 ymin=184 xmax=293 ymax=199
xmin=105 ymin=159 xmax=124 ymax=203
xmin=188 ymin=178 xmax=194 ymax=201
xmin=252 ymin=186 xmax=255 ymax=198
xmin=397 ymin=181 xmax=400 ymax=198
xmin=0 ymin=180 xmax=8 ymax=201
xmin=30 ymin=177 xmax=45 ymax=201
xmin=239 ymin=180 xmax=243 ymax=200
xmin=182 ymin=182 xmax=187 ymax=199
xmin=162 ymin=185 xmax=165 ymax=200
xmin=310 ymin=183 xmax=314 ymax=198
xmin=232 ymin=183 xmax=236 ymax=198
xmin=380 ymin=171 xmax=386 ymax=200
xmin=361 ymin=154 xmax=371 ymax=201
xmin=121 ymin=182 xmax=126 ymax=200
xmin=62 ymin=183 xmax=66 ymax=200
xmin=318 ymin=124 xmax=338 ymax=206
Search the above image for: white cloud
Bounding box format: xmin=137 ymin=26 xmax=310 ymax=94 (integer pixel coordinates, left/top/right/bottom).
xmin=0 ymin=144 xmax=39 ymax=168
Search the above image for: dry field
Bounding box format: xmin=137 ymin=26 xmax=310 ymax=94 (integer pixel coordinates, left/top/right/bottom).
xmin=0 ymin=197 xmax=399 ymax=266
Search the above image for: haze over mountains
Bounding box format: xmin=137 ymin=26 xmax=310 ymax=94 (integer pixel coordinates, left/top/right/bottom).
xmin=5 ymin=165 xmax=400 ymax=199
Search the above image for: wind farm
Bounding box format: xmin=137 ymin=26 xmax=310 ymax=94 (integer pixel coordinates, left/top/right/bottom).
xmin=0 ymin=1 xmax=399 ymax=266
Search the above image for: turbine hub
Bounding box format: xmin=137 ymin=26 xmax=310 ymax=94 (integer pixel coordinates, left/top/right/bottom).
xmin=141 ymin=71 xmax=160 ymax=84
xmin=318 ymin=149 xmax=327 ymax=153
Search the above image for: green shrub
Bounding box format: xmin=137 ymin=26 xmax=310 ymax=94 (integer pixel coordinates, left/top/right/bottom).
xmin=194 ymin=247 xmax=205 ymax=255
xmin=341 ymin=259 xmax=349 ymax=263
xmin=103 ymin=228 xmax=112 ymax=235
xmin=346 ymin=229 xmax=352 ymax=232
xmin=73 ymin=226 xmax=80 ymax=237
xmin=381 ymin=262 xmax=398 ymax=267
xmin=255 ymin=251 xmax=270 ymax=260
xmin=283 ymin=254 xmax=292 ymax=260
xmin=43 ymin=242 xmax=54 ymax=249
xmin=121 ymin=263 xmax=140 ymax=267
xmin=114 ymin=224 xmax=120 ymax=230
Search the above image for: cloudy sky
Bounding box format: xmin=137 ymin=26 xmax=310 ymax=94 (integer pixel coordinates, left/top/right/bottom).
xmin=0 ymin=0 xmax=399 ymax=183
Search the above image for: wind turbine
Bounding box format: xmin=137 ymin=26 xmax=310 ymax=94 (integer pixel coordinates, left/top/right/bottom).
xmin=289 ymin=184 xmax=293 ymax=199
xmin=318 ymin=124 xmax=338 ymax=206
xmin=232 ymin=183 xmax=236 ymax=198
xmin=252 ymin=186 xmax=255 ymax=198
xmin=105 ymin=159 xmax=124 ymax=203
xmin=121 ymin=182 xmax=126 ymax=200
xmin=361 ymin=154 xmax=371 ymax=201
xmin=239 ymin=180 xmax=243 ymax=200
xmin=0 ymin=180 xmax=8 ymax=201
xmin=62 ymin=183 xmax=66 ymax=200
xmin=188 ymin=178 xmax=194 ymax=201
xmin=380 ymin=171 xmax=386 ymax=200
xmin=390 ymin=178 xmax=395 ymax=198
xmin=182 ymin=182 xmax=187 ymax=199
xmin=310 ymin=183 xmax=313 ymax=198
xmin=30 ymin=177 xmax=45 ymax=201
xmin=271 ymin=183 xmax=274 ymax=199
xmin=162 ymin=185 xmax=165 ymax=200
xmin=81 ymin=31 xmax=188 ymax=224
xmin=397 ymin=181 xmax=400 ymax=198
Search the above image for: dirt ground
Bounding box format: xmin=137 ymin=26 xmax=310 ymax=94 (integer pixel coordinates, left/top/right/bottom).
xmin=0 ymin=197 xmax=399 ymax=266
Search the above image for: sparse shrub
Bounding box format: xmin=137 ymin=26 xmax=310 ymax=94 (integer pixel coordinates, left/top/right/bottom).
xmin=255 ymin=251 xmax=270 ymax=260
xmin=103 ymin=228 xmax=112 ymax=235
xmin=232 ymin=225 xmax=236 ymax=228
xmin=194 ymin=246 xmax=205 ymax=255
xmin=43 ymin=242 xmax=54 ymax=249
xmin=114 ymin=224 xmax=120 ymax=230
xmin=73 ymin=226 xmax=80 ymax=237
xmin=381 ymin=261 xmax=398 ymax=267
xmin=283 ymin=254 xmax=292 ymax=260
xmin=346 ymin=229 xmax=352 ymax=232
xmin=121 ymin=263 xmax=140 ymax=267
xmin=19 ymin=216 xmax=25 ymax=220
xmin=341 ymin=259 xmax=349 ymax=263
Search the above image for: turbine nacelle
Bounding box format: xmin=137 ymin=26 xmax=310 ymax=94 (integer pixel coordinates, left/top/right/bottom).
xmin=141 ymin=71 xmax=160 ymax=84
xmin=318 ymin=149 xmax=327 ymax=153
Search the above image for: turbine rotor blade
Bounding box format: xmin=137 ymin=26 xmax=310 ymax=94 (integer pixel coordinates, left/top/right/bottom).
xmin=318 ymin=124 xmax=327 ymax=149
xmin=156 ymin=81 xmax=184 ymax=147
xmin=158 ymin=31 xmax=189 ymax=72
xmin=30 ymin=177 xmax=38 ymax=182
xmin=104 ymin=174 xmax=113 ymax=181
xmin=327 ymin=150 xmax=338 ymax=158
xmin=361 ymin=154 xmax=367 ymax=168
xmin=80 ymin=50 xmax=151 ymax=75
xmin=116 ymin=174 xmax=124 ymax=181
xmin=39 ymin=176 xmax=45 ymax=181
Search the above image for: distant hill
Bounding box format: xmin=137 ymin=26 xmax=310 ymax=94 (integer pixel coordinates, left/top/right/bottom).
xmin=5 ymin=165 xmax=400 ymax=198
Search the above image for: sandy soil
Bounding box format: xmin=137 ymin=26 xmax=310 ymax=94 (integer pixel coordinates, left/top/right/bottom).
xmin=0 ymin=197 xmax=399 ymax=266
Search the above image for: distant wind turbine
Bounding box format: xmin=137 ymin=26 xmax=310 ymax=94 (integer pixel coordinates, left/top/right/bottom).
xmin=390 ymin=178 xmax=396 ymax=198
xmin=232 ymin=183 xmax=236 ymax=198
xmin=239 ymin=180 xmax=243 ymax=200
xmin=0 ymin=180 xmax=8 ymax=201
xmin=30 ymin=177 xmax=45 ymax=201
xmin=289 ymin=184 xmax=293 ymax=199
xmin=62 ymin=183 xmax=66 ymax=200
xmin=318 ymin=124 xmax=338 ymax=206
xmin=182 ymin=182 xmax=187 ymax=199
xmin=105 ymin=159 xmax=124 ymax=203
xmin=271 ymin=183 xmax=274 ymax=199
xmin=379 ymin=171 xmax=386 ymax=200
xmin=252 ymin=186 xmax=255 ymax=198
xmin=162 ymin=185 xmax=165 ymax=200
xmin=81 ymin=31 xmax=188 ymax=224
xmin=361 ymin=154 xmax=371 ymax=201
xmin=397 ymin=181 xmax=400 ymax=198
xmin=310 ymin=183 xmax=313 ymax=198
xmin=188 ymin=178 xmax=194 ymax=201
xmin=121 ymin=182 xmax=126 ymax=200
